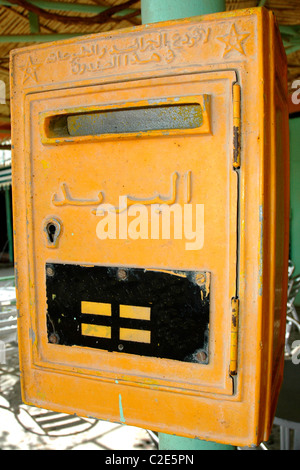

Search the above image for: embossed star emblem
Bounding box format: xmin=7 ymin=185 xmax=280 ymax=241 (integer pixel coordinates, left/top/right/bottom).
xmin=21 ymin=55 xmax=42 ymax=84
xmin=217 ymin=24 xmax=250 ymax=57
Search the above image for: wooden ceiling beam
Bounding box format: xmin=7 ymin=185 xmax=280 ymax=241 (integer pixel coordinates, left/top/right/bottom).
xmin=1 ymin=4 xmax=58 ymax=33
xmin=0 ymin=0 xmax=139 ymax=16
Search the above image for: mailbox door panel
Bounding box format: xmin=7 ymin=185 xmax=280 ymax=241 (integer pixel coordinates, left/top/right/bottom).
xmin=24 ymin=71 xmax=238 ymax=396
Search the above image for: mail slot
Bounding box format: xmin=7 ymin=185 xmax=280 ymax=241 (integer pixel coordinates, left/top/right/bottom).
xmin=48 ymin=102 xmax=204 ymax=137
xmin=10 ymin=8 xmax=289 ymax=447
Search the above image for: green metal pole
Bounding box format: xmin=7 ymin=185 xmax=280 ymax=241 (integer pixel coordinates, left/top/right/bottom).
xmin=141 ymin=0 xmax=225 ymax=23
xmin=5 ymin=187 xmax=13 ymax=263
xmin=141 ymin=0 xmax=234 ymax=451
xmin=28 ymin=11 xmax=40 ymax=34
xmin=158 ymin=434 xmax=235 ymax=450
xmin=289 ymin=116 xmax=300 ymax=305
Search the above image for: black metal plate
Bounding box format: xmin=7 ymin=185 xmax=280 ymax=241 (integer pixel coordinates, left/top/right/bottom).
xmin=46 ymin=263 xmax=210 ymax=364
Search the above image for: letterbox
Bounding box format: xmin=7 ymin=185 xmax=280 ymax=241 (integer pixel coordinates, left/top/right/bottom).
xmin=10 ymin=7 xmax=289 ymax=447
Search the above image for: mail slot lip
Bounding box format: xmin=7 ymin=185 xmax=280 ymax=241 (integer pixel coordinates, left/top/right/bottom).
xmin=40 ymin=94 xmax=211 ymax=145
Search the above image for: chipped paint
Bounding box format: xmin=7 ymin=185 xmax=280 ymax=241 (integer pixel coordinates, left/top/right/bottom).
xmin=14 ymin=267 xmax=18 ymax=289
xmin=29 ymin=327 xmax=36 ymax=344
xmin=203 ymin=94 xmax=210 ymax=112
xmin=36 ymin=390 xmax=46 ymax=401
xmin=229 ymin=298 xmax=239 ymax=376
xmin=119 ymin=394 xmax=125 ymax=423
xmin=147 ymin=97 xmax=171 ymax=105
xmin=41 ymin=159 xmax=50 ymax=169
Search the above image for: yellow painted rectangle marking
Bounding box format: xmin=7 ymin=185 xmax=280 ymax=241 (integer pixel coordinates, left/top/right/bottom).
xmin=81 ymin=323 xmax=111 ymax=339
xmin=81 ymin=301 xmax=111 ymax=316
xmin=119 ymin=328 xmax=151 ymax=344
xmin=119 ymin=305 xmax=151 ymax=321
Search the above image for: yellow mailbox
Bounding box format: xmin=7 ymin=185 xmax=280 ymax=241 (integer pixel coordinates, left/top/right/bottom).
xmin=10 ymin=7 xmax=289 ymax=447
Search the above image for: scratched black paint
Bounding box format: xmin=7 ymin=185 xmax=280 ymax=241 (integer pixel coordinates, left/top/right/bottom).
xmin=46 ymin=263 xmax=210 ymax=363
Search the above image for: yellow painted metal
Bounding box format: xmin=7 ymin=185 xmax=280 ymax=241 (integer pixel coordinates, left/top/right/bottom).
xmin=119 ymin=328 xmax=151 ymax=344
xmin=81 ymin=301 xmax=112 ymax=316
xmin=119 ymin=305 xmax=151 ymax=321
xmin=81 ymin=323 xmax=111 ymax=339
xmin=10 ymin=7 xmax=289 ymax=447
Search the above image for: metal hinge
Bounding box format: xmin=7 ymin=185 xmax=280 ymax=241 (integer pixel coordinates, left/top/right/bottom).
xmin=229 ymin=297 xmax=239 ymax=376
xmin=233 ymin=83 xmax=241 ymax=169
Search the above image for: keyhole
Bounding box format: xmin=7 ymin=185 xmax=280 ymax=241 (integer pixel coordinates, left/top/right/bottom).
xmin=44 ymin=218 xmax=61 ymax=247
xmin=47 ymin=223 xmax=57 ymax=243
